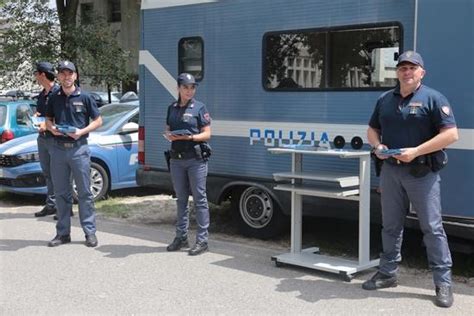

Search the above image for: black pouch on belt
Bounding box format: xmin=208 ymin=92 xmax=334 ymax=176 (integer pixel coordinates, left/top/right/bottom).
xmin=409 ymin=155 xmax=431 ymax=178
xmin=164 ymin=150 xmax=171 ymax=171
xmin=429 ymin=150 xmax=448 ymax=172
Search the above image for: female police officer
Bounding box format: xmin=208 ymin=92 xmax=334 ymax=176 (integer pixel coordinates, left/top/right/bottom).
xmin=165 ymin=73 xmax=212 ymax=256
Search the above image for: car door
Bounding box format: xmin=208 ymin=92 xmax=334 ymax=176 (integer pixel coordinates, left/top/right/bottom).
xmin=115 ymin=113 xmax=139 ymax=184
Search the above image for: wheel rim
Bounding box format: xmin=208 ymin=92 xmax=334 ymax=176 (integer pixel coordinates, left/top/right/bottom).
xmin=73 ymin=166 xmax=104 ymax=199
xmin=239 ymin=187 xmax=273 ymax=229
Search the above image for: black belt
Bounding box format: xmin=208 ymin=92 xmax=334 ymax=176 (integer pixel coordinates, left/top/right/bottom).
xmin=54 ymin=138 xmax=87 ymax=149
xmin=385 ymin=156 xmax=426 ymax=166
xmin=169 ymin=150 xmax=196 ymax=160
xmin=38 ymin=131 xmax=53 ymax=138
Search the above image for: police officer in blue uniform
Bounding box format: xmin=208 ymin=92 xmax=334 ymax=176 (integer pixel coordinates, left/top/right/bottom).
xmin=363 ymin=51 xmax=458 ymax=308
xmin=45 ymin=61 xmax=103 ymax=248
xmin=33 ymin=62 xmax=60 ymax=218
xmin=165 ymin=73 xmax=212 ymax=256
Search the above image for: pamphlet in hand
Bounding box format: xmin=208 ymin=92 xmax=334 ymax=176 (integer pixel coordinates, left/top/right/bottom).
xmin=379 ymin=148 xmax=403 ymax=156
xmin=31 ymin=116 xmax=45 ymax=128
xmin=169 ymin=129 xmax=192 ymax=136
xmin=56 ymin=124 xmax=77 ymax=134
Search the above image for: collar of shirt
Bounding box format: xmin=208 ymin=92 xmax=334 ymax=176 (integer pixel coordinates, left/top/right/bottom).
xmin=174 ymin=98 xmax=195 ymax=108
xmin=57 ymin=86 xmax=81 ymax=97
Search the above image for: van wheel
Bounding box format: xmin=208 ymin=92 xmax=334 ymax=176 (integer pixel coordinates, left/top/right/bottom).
xmin=73 ymin=162 xmax=109 ymax=203
xmin=231 ymin=186 xmax=287 ymax=239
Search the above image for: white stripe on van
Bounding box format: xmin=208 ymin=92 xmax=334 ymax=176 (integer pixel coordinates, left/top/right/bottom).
xmin=141 ymin=0 xmax=217 ymax=10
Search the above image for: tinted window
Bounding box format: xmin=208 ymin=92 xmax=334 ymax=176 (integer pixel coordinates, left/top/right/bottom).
xmin=96 ymin=104 xmax=137 ymax=132
xmin=16 ymin=104 xmax=34 ymax=126
xmin=263 ymin=23 xmax=401 ymax=90
xmin=178 ymin=37 xmax=204 ymax=81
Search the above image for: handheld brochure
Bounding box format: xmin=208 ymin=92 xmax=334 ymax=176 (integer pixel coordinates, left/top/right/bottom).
xmin=56 ymin=125 xmax=77 ymax=134
xmin=31 ymin=116 xmax=45 ymax=127
xmin=169 ymin=129 xmax=192 ymax=136
xmin=379 ymin=148 xmax=402 ymax=156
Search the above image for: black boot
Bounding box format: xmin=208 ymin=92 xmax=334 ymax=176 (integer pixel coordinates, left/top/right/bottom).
xmin=435 ymin=285 xmax=453 ymax=308
xmin=47 ymin=234 xmax=71 ymax=247
xmin=362 ymin=271 xmax=398 ymax=290
xmin=34 ymin=206 xmax=56 ymax=217
xmin=166 ymin=237 xmax=189 ymax=251
xmin=188 ymin=241 xmax=209 ymax=256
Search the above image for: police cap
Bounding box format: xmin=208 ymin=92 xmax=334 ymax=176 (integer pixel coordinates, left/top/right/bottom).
xmin=35 ymin=62 xmax=55 ymax=76
xmin=57 ymin=60 xmax=77 ymax=72
xmin=396 ymin=51 xmax=424 ymax=68
xmin=177 ymin=73 xmax=198 ymax=86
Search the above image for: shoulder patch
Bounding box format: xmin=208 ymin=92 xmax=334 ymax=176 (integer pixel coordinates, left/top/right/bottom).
xmin=441 ymin=106 xmax=451 ymax=116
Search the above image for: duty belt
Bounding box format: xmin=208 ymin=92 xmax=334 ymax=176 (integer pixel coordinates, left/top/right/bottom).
xmin=169 ymin=150 xmax=196 ymax=160
xmin=55 ymin=138 xmax=87 ymax=149
xmin=385 ymin=156 xmax=425 ymax=166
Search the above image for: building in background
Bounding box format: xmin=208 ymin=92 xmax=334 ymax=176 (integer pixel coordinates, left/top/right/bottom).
xmin=77 ymin=0 xmax=140 ymax=93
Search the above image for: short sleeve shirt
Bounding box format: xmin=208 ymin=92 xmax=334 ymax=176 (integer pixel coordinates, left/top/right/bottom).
xmin=368 ymin=85 xmax=456 ymax=149
xmin=36 ymin=84 xmax=59 ymax=117
xmin=46 ymin=86 xmax=100 ymax=141
xmin=166 ymin=98 xmax=211 ymax=152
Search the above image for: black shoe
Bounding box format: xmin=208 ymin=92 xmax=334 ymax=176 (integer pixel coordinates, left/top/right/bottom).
xmin=188 ymin=241 xmax=208 ymax=256
xmin=53 ymin=210 xmax=74 ymax=221
xmin=47 ymin=234 xmax=71 ymax=247
xmin=35 ymin=206 xmax=56 ymax=217
xmin=362 ymin=271 xmax=398 ymax=290
xmin=85 ymin=234 xmax=98 ymax=247
xmin=435 ymin=285 xmax=453 ymax=308
xmin=167 ymin=237 xmax=189 ymax=251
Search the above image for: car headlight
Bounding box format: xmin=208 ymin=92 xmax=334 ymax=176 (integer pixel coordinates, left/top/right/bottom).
xmin=17 ymin=152 xmax=40 ymax=163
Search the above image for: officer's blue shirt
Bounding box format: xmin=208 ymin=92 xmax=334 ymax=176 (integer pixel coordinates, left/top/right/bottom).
xmin=368 ymin=84 xmax=456 ymax=149
xmin=36 ymin=84 xmax=59 ymax=117
xmin=46 ymin=86 xmax=100 ymax=141
xmin=166 ymin=98 xmax=211 ymax=152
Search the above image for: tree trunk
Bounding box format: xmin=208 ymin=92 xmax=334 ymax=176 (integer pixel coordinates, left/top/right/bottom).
xmin=56 ymin=0 xmax=79 ymax=60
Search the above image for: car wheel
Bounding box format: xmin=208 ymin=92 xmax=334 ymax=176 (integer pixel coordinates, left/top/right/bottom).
xmin=231 ymin=186 xmax=287 ymax=239
xmin=73 ymin=162 xmax=109 ymax=203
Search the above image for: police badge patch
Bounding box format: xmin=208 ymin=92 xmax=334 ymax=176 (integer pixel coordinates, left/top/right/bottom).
xmin=441 ymin=106 xmax=451 ymax=116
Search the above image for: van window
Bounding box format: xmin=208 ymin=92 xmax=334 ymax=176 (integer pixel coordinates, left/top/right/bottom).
xmin=178 ymin=37 xmax=204 ymax=81
xmin=263 ymin=23 xmax=401 ymax=90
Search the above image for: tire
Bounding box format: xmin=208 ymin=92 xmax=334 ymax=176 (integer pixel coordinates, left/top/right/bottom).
xmin=231 ymin=186 xmax=287 ymax=239
xmin=73 ymin=162 xmax=109 ymax=203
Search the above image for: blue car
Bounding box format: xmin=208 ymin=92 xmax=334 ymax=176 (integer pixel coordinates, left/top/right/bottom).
xmin=0 ymin=99 xmax=38 ymax=143
xmin=0 ymin=101 xmax=139 ymax=201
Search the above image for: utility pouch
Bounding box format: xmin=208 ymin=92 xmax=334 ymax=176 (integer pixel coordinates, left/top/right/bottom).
xmin=371 ymin=152 xmax=383 ymax=177
xmin=164 ymin=150 xmax=171 ymax=171
xmin=429 ymin=150 xmax=448 ymax=172
xmin=409 ymin=155 xmax=430 ymax=178
xmin=194 ymin=143 xmax=212 ymax=161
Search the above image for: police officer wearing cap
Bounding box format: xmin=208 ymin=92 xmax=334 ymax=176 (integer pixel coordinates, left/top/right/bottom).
xmin=33 ymin=62 xmax=61 ymax=218
xmin=165 ymin=73 xmax=212 ymax=256
xmin=45 ymin=60 xmax=102 ymax=248
xmin=364 ymin=51 xmax=458 ymax=308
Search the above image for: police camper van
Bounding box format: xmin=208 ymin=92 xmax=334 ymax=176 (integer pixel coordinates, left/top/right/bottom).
xmin=137 ymin=0 xmax=474 ymax=242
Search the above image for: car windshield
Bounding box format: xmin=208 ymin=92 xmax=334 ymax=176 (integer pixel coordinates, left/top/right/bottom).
xmin=95 ymin=103 xmax=136 ymax=132
xmin=0 ymin=105 xmax=6 ymax=126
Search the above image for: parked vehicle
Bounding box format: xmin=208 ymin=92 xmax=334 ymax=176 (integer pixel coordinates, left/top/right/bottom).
xmin=90 ymin=91 xmax=121 ymax=107
xmin=0 ymin=100 xmax=37 ymax=144
xmin=137 ymin=0 xmax=473 ymax=241
xmin=0 ymin=101 xmax=139 ymax=201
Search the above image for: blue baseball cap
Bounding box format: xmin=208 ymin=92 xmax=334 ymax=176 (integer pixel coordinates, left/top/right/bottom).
xmin=35 ymin=62 xmax=55 ymax=76
xmin=57 ymin=60 xmax=76 ymax=72
xmin=177 ymin=73 xmax=198 ymax=86
xmin=396 ymin=51 xmax=424 ymax=68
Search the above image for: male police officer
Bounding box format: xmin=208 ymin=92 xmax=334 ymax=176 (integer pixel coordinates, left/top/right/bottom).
xmin=364 ymin=51 xmax=458 ymax=308
xmin=33 ymin=62 xmax=60 ymax=218
xmin=46 ymin=61 xmax=102 ymax=248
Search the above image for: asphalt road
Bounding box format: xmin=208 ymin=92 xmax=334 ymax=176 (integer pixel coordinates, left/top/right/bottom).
xmin=1 ymin=204 xmax=473 ymax=315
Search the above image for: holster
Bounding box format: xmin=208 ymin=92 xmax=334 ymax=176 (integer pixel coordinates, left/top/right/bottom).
xmin=164 ymin=150 xmax=171 ymax=171
xmin=428 ymin=150 xmax=448 ymax=172
xmin=371 ymin=152 xmax=383 ymax=177
xmin=194 ymin=143 xmax=212 ymax=162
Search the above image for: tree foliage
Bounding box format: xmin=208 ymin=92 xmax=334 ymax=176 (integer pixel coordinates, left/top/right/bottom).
xmin=0 ymin=0 xmax=130 ymax=91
